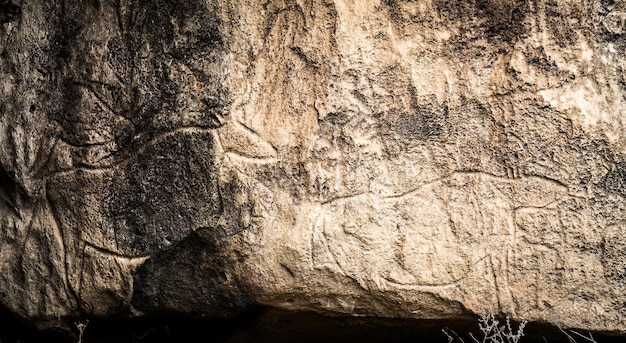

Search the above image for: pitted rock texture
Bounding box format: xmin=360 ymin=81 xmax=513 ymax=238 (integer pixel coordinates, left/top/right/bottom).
xmin=2 ymin=0 xmax=626 ymax=334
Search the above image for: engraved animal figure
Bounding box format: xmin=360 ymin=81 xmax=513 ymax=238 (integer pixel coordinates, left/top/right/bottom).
xmin=313 ymin=172 xmax=568 ymax=295
xmin=47 ymin=0 xmax=277 ymax=259
xmin=40 ymin=0 xmax=279 ymax=313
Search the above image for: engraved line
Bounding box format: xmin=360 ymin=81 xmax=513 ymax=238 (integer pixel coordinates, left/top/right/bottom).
xmin=383 ymin=255 xmax=490 ymax=290
xmin=83 ymin=240 xmax=151 ymax=261
xmin=49 ymin=126 xmax=216 ymax=178
xmin=380 ymin=174 xmax=452 ymax=200
xmin=320 ymin=192 xmax=367 ymax=205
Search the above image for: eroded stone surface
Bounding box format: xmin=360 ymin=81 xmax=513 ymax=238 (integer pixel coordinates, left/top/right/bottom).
xmin=2 ymin=0 xmax=626 ymax=333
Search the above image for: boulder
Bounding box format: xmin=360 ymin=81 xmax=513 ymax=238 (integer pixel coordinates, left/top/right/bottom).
xmin=2 ymin=0 xmax=626 ymax=334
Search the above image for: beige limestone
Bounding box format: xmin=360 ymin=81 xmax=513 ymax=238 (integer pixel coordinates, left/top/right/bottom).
xmin=1 ymin=0 xmax=626 ymax=334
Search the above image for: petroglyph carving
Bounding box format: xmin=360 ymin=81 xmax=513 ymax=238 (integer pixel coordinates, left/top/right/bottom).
xmin=313 ymin=172 xmax=568 ymax=297
xmin=216 ymin=121 xmax=278 ymax=162
xmin=43 ymin=0 xmax=278 ymax=260
xmin=6 ymin=0 xmax=626 ymax=334
xmin=0 ymin=0 xmax=278 ymax=320
xmin=48 ymin=123 xmax=275 ymax=258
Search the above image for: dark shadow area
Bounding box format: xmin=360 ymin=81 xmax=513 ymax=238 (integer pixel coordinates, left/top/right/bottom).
xmin=0 ymin=306 xmax=625 ymax=343
xmin=0 ymin=304 xmax=68 ymax=343
xmin=0 ymin=0 xmax=20 ymax=24
xmin=0 ymin=164 xmax=18 ymax=208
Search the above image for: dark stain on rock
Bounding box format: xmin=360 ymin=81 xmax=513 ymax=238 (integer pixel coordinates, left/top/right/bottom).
xmin=599 ymin=0 xmax=626 ymax=54
xmin=394 ymin=90 xmax=448 ymax=142
xmin=133 ymin=0 xmax=224 ymax=58
xmin=53 ymin=0 xmax=229 ymax=168
xmin=0 ymin=164 xmax=21 ymax=214
xmin=431 ymin=0 xmax=529 ymax=41
xmin=475 ymin=0 xmax=528 ymax=42
xmin=524 ymin=46 xmax=560 ymax=73
xmin=131 ymin=230 xmax=252 ymax=318
xmin=544 ymin=1 xmax=581 ymax=48
xmin=599 ymin=162 xmax=626 ymax=197
xmin=108 ymin=131 xmax=222 ymax=257
xmin=408 ymin=0 xmax=531 ymax=61
xmin=0 ymin=1 xmax=20 ymax=24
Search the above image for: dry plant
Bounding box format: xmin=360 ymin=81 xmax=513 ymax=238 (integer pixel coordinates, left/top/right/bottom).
xmin=75 ymin=319 xmax=89 ymax=343
xmin=558 ymin=327 xmax=598 ymax=343
xmin=443 ymin=313 xmax=527 ymax=343
xmin=442 ymin=314 xmax=602 ymax=343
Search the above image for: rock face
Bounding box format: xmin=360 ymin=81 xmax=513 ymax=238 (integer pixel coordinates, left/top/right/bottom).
xmin=2 ymin=0 xmax=626 ymax=334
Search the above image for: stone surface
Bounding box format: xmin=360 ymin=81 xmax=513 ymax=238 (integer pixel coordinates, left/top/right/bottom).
xmin=2 ymin=0 xmax=626 ymax=335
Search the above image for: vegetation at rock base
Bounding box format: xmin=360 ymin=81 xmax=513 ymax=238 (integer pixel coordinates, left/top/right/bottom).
xmin=443 ymin=314 xmax=601 ymax=343
xmin=443 ymin=314 xmax=527 ymax=343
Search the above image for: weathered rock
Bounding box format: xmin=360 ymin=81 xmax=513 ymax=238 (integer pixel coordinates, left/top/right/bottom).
xmin=2 ymin=0 xmax=626 ymax=335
